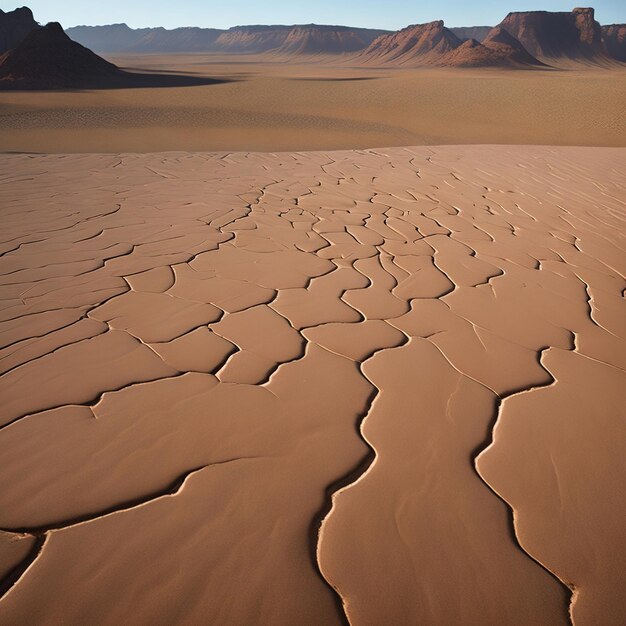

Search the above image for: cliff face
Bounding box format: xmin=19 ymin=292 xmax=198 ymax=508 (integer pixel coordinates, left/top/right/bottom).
xmin=499 ymin=7 xmax=606 ymax=61
xmin=602 ymin=24 xmax=626 ymax=61
xmin=0 ymin=6 xmax=39 ymax=54
xmin=0 ymin=22 xmax=120 ymax=89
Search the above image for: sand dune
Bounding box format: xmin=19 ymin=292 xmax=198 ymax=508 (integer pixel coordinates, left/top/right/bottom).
xmin=0 ymin=145 xmax=624 ymax=624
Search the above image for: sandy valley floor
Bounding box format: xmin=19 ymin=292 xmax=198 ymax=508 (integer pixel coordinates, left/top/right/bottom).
xmin=0 ymin=145 xmax=624 ymax=624
xmin=1 ymin=55 xmax=626 ymax=152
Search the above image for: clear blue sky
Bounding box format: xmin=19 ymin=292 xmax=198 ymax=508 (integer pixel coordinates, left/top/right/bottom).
xmin=2 ymin=1 xmax=625 ymax=30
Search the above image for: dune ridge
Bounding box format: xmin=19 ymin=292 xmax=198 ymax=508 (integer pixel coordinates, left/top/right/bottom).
xmin=0 ymin=145 xmax=624 ymax=624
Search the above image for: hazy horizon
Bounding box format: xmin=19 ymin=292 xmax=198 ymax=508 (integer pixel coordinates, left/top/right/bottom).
xmin=3 ymin=1 xmax=625 ymax=30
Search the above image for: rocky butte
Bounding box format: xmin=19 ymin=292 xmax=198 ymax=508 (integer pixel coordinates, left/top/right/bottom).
xmin=499 ymin=7 xmax=607 ymax=61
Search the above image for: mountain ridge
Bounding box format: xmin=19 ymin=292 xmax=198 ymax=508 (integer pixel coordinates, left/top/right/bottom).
xmin=0 ymin=6 xmax=39 ymax=54
xmin=67 ymin=23 xmax=390 ymax=54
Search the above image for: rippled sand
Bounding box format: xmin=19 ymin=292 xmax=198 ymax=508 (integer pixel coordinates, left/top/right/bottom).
xmin=0 ymin=146 xmax=624 ymax=624
xmin=1 ymin=56 xmax=625 ymax=152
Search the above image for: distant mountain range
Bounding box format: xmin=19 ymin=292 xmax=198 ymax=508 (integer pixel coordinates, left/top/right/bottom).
xmin=66 ymin=23 xmax=390 ymax=55
xmin=65 ymin=22 xmax=496 ymax=55
xmin=64 ymin=8 xmax=626 ymax=67
xmin=0 ymin=6 xmax=625 ymax=89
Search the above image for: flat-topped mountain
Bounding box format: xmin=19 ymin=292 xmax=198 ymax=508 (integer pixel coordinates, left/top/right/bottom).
xmin=0 ymin=6 xmax=39 ymax=53
xmin=499 ymin=7 xmax=608 ymax=62
xmin=358 ymin=21 xmax=462 ymax=66
xmin=602 ymin=24 xmax=626 ymax=61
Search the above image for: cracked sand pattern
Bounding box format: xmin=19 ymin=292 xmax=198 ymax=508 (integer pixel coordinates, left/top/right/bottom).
xmin=0 ymin=146 xmax=624 ymax=625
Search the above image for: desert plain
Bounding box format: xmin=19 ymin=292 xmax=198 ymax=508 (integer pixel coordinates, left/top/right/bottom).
xmin=1 ymin=9 xmax=626 ymax=626
xmin=1 ymin=54 xmax=626 ymax=152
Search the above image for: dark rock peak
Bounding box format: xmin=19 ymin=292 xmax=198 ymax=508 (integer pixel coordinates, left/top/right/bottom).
xmin=0 ymin=5 xmax=39 ymax=53
xmin=0 ymin=6 xmax=34 ymax=19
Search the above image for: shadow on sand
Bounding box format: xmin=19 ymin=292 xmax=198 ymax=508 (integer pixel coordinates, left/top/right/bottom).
xmin=0 ymin=69 xmax=237 ymax=91
xmin=286 ymin=76 xmax=380 ymax=82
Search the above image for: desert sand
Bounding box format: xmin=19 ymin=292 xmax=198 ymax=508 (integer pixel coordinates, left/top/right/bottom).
xmin=0 ymin=145 xmax=624 ymax=624
xmin=0 ymin=54 xmax=625 ymax=152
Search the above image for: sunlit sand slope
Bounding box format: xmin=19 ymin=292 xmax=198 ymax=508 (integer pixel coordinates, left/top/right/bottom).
xmin=0 ymin=146 xmax=624 ymax=625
